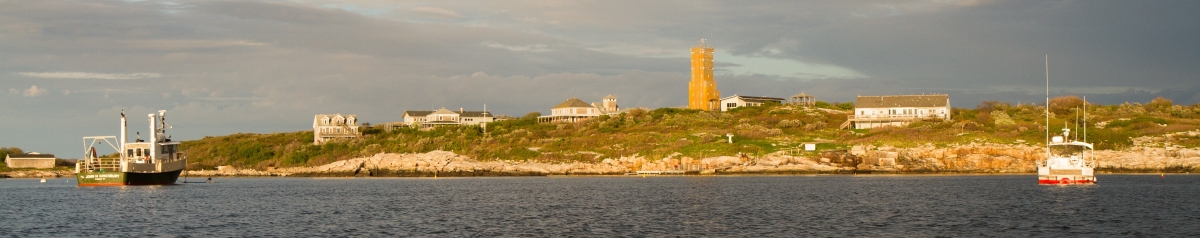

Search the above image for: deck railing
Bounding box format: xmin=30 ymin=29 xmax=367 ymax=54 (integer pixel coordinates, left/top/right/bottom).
xmin=847 ymin=113 xmax=948 ymax=120
xmin=78 ymin=157 xmax=123 ymax=172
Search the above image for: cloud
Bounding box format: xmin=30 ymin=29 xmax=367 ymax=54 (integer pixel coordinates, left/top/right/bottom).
xmin=482 ymin=42 xmax=551 ymax=52
xmin=410 ymin=7 xmax=463 ymax=18
xmin=18 ymin=72 xmax=163 ymax=80
xmin=22 ymin=85 xmax=46 ymax=97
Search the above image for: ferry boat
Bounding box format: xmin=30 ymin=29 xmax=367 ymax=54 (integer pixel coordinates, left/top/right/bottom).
xmin=1036 ymin=55 xmax=1095 ymax=185
xmin=76 ymin=110 xmax=186 ymax=186
xmin=1037 ymin=128 xmax=1096 ymax=184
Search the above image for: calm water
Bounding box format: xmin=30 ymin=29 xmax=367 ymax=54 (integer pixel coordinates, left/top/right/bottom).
xmin=1 ymin=175 xmax=1198 ymax=237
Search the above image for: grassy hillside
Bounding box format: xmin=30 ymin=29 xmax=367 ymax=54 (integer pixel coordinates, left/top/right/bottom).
xmin=180 ymin=97 xmax=1200 ymax=170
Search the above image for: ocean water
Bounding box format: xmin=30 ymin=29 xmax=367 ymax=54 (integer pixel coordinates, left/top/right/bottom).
xmin=1 ymin=175 xmax=1198 ymax=237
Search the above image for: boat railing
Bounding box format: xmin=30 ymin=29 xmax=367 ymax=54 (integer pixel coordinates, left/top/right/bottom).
xmin=79 ymin=157 xmax=123 ymax=172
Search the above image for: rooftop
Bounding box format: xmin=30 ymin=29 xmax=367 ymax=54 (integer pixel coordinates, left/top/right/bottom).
xmin=552 ymin=98 xmax=596 ymax=109
xmin=855 ymin=94 xmax=949 ymax=108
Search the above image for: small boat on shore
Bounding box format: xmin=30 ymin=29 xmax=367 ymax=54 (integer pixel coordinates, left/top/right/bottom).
xmin=76 ymin=110 xmax=186 ymax=186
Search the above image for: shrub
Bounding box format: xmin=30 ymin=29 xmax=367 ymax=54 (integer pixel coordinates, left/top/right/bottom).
xmin=991 ymin=110 xmax=1015 ymax=126
xmin=1049 ymin=96 xmax=1085 ymax=115
xmin=1145 ymin=97 xmax=1173 ymax=113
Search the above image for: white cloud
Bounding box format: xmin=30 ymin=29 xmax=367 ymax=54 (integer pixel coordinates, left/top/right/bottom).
xmin=8 ymin=88 xmax=16 ymax=94
xmin=23 ymin=85 xmax=47 ymax=97
xmin=410 ymin=7 xmax=463 ymax=18
xmin=482 ymin=42 xmax=550 ymax=52
xmin=18 ymin=72 xmax=163 ymax=80
xmin=62 ymin=89 xmax=71 ymax=96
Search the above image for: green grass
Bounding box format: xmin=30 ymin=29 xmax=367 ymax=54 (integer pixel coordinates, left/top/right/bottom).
xmin=176 ymin=99 xmax=1200 ymax=170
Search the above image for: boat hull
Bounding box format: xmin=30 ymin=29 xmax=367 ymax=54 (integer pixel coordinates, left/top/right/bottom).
xmin=1037 ymin=176 xmax=1096 ymax=185
xmin=76 ymin=169 xmax=182 ymax=186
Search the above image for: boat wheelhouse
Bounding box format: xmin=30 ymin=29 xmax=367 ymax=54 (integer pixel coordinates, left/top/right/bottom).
xmin=1037 ymin=129 xmax=1096 ymax=184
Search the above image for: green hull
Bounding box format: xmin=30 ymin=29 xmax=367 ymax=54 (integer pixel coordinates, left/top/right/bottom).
xmin=76 ymin=170 xmax=181 ymax=186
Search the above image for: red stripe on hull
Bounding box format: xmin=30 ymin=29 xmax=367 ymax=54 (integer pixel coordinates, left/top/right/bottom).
xmin=1038 ymin=179 xmax=1095 ymax=185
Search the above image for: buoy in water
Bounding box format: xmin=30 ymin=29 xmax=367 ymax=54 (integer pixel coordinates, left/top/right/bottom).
xmin=40 ymin=178 xmax=46 ymax=183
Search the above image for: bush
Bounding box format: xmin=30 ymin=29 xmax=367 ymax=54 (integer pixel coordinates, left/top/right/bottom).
xmin=1049 ymin=96 xmax=1085 ymax=115
xmin=0 ymin=147 xmax=23 ymax=161
xmin=1145 ymin=97 xmax=1173 ymax=113
xmin=991 ymin=110 xmax=1015 ymax=126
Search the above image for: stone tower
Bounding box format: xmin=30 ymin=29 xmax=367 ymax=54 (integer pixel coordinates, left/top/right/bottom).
xmin=603 ymin=95 xmax=618 ymax=112
xmin=688 ymin=39 xmax=720 ymax=110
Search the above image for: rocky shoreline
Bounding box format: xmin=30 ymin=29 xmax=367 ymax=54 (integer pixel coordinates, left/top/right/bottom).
xmin=5 ymin=144 xmax=1198 ymax=178
xmin=178 ymin=143 xmax=1200 ymax=177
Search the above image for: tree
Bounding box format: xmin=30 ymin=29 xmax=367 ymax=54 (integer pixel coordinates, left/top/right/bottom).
xmin=976 ymin=100 xmax=1011 ymax=112
xmin=0 ymin=147 xmax=23 ymax=161
xmin=1145 ymin=97 xmax=1173 ymax=113
xmin=1049 ymin=96 xmax=1085 ymax=116
xmin=522 ymin=112 xmax=542 ymax=120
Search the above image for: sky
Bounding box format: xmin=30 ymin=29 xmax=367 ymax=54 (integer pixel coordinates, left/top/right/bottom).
xmin=3 ymin=0 xmax=1199 ymax=158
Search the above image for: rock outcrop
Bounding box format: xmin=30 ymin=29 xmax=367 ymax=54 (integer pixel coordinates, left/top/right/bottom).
xmin=178 ymin=143 xmax=1200 ymax=177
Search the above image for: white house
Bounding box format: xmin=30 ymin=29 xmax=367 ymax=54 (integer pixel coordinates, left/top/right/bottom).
xmin=313 ymin=114 xmax=361 ymax=144
xmin=845 ymin=94 xmax=951 ymax=129
xmin=719 ymin=95 xmax=786 ymax=111
xmin=539 ymin=95 xmax=622 ymax=123
xmin=402 ymin=107 xmax=494 ymax=129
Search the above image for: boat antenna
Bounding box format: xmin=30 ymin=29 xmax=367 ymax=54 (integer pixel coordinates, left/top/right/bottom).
xmin=1045 ymin=54 xmax=1049 ymax=161
xmin=1083 ymin=96 xmax=1087 ymax=142
xmin=1075 ymin=106 xmax=1079 ymax=141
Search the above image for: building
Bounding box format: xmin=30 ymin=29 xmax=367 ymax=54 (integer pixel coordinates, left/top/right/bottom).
xmin=844 ymin=94 xmax=951 ymax=129
xmin=790 ymin=92 xmax=816 ymax=107
xmin=688 ymin=39 xmax=721 ymax=111
xmin=313 ymin=114 xmax=361 ymax=144
xmin=5 ymin=152 xmax=56 ymax=168
xmin=402 ymin=107 xmax=495 ymax=129
xmin=539 ymin=95 xmax=622 ymax=123
xmin=597 ymin=94 xmax=620 ymax=113
xmin=719 ymin=95 xmax=785 ymax=111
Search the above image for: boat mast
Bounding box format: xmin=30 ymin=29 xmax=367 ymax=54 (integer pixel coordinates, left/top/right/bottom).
xmin=1045 ymin=54 xmax=1050 ymax=160
xmin=120 ymin=110 xmax=126 ymax=157
xmin=149 ymin=113 xmax=156 ymax=163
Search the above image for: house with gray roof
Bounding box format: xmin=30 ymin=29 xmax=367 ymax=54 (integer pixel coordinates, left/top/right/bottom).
xmin=844 ymin=94 xmax=951 ymax=129
xmin=402 ymin=107 xmax=494 ymax=130
xmin=314 ymin=114 xmax=361 ymax=144
xmin=5 ymin=152 xmax=56 ymax=169
xmin=539 ymin=95 xmax=624 ymax=123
